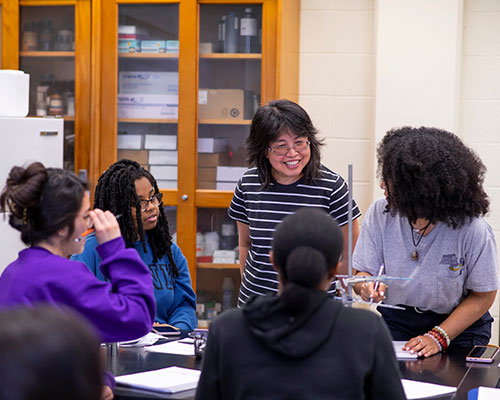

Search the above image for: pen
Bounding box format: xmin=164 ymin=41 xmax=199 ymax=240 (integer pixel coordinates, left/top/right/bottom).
xmin=370 ymin=264 xmax=385 ymax=304
xmin=74 ymin=213 xmax=122 ymax=242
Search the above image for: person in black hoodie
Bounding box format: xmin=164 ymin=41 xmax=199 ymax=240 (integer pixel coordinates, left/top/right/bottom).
xmin=195 ymin=208 xmax=406 ymax=400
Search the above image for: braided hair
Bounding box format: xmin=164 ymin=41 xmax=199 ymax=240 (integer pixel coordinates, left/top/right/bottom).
xmin=94 ymin=159 xmax=178 ymax=276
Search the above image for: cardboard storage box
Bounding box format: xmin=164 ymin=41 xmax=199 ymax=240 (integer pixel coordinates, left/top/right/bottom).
xmin=118 ymin=40 xmax=140 ymax=53
xmin=216 ymin=181 xmax=238 ymax=191
xmin=216 ymin=166 xmax=247 ymax=182
xmin=198 ymin=89 xmax=244 ymax=120
xmin=156 ymin=180 xmax=177 ymax=189
xmin=149 ymin=165 xmax=177 ymax=180
xmin=198 ymin=167 xmax=217 ymax=182
xmin=198 ymin=138 xmax=227 ymax=153
xmin=117 ymin=94 xmax=178 ymax=119
xmin=117 ymin=134 xmax=143 ymax=150
xmin=149 ymin=150 xmax=178 ymax=165
xmin=144 ymin=135 xmax=177 ymax=150
xmin=198 ymin=181 xmax=216 ymax=189
xmin=198 ymin=152 xmax=229 ymax=167
xmin=140 ymin=40 xmax=166 ymax=53
xmin=119 ymin=72 xmax=179 ymax=95
xmin=117 ymin=149 xmax=148 ymax=166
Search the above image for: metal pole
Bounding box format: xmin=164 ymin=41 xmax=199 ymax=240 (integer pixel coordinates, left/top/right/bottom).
xmin=347 ymin=164 xmax=353 ymax=306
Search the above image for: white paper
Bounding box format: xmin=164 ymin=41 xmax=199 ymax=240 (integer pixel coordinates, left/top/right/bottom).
xmin=393 ymin=341 xmax=418 ymax=359
xmin=116 ymin=366 xmax=200 ymax=393
xmin=401 ymin=379 xmax=456 ymax=399
xmin=144 ymin=339 xmax=195 ymax=356
xmin=469 ymin=386 xmax=500 ymax=399
xmin=119 ymin=332 xmax=163 ymax=347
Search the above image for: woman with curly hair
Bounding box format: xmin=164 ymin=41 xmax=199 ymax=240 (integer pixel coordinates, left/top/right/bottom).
xmin=228 ymin=99 xmax=361 ymax=307
xmin=72 ymin=159 xmax=196 ymax=330
xmin=353 ymin=127 xmax=499 ymax=357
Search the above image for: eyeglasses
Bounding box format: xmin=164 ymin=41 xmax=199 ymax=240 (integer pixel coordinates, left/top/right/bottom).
xmin=268 ymin=140 xmax=310 ymax=156
xmin=139 ymin=192 xmax=163 ymax=212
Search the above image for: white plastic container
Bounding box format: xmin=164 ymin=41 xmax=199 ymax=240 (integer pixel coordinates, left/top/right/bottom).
xmin=0 ymin=70 xmax=30 ymax=117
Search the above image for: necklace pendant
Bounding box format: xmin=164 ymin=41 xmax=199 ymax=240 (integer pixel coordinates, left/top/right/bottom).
xmin=411 ymin=250 xmax=419 ymax=261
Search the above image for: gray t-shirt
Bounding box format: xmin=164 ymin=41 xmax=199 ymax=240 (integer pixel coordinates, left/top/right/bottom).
xmin=353 ymin=198 xmax=499 ymax=314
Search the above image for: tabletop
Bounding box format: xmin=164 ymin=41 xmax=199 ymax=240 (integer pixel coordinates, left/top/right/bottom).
xmin=111 ymin=340 xmax=500 ymax=400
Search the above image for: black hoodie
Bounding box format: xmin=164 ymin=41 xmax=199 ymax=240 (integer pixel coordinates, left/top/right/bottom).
xmin=196 ymin=293 xmax=406 ymax=400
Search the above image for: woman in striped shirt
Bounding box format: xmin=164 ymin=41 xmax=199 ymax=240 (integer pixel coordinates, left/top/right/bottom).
xmin=228 ymin=99 xmax=361 ymax=307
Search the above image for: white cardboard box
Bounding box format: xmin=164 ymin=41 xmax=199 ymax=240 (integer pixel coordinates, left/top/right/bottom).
xmin=144 ymin=135 xmax=177 ymax=150
xmin=156 ymin=179 xmax=178 ymax=189
xmin=149 ymin=150 xmax=178 ymax=165
xmin=216 ymin=166 xmax=246 ymax=182
xmin=119 ymin=72 xmax=179 ymax=95
xmin=150 ymin=165 xmax=178 ymax=180
xmin=117 ymin=134 xmax=143 ymax=150
xmin=118 ymin=94 xmax=178 ymax=119
xmin=216 ymin=181 xmax=238 ymax=191
xmin=198 ymin=138 xmax=227 ymax=153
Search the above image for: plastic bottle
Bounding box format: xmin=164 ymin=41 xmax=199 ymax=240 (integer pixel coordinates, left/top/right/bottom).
xmin=240 ymin=8 xmax=258 ymax=53
xmin=223 ymin=12 xmax=239 ymax=53
xmin=221 ymin=277 xmax=235 ymax=311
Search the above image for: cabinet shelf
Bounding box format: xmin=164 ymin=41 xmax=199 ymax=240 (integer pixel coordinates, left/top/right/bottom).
xmin=199 ymin=119 xmax=251 ymax=125
xmin=118 ymin=118 xmax=178 ymax=124
xmin=200 ymin=53 xmax=261 ymax=59
xmin=197 ymin=263 xmax=239 ymax=270
xmin=20 ymin=51 xmax=75 ymax=58
xmin=118 ymin=53 xmax=179 ymax=59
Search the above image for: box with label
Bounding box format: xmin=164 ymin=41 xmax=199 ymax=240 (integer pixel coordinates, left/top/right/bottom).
xmin=198 ymin=152 xmax=229 ymax=167
xmin=118 ymin=40 xmax=140 ymax=53
xmin=216 ymin=181 xmax=238 ymax=191
xmin=118 ymin=25 xmax=149 ymax=38
xmin=148 ymin=150 xmax=178 ymax=165
xmin=150 ymin=165 xmax=177 ymax=180
xmin=140 ymin=40 xmax=166 ymax=53
xmin=117 ymin=149 xmax=148 ymax=165
xmin=117 ymin=134 xmax=143 ymax=150
xmin=216 ymin=166 xmax=247 ymax=182
xmin=117 ymin=94 xmax=178 ymax=119
xmin=144 ymin=135 xmax=177 ymax=150
xmin=198 ymin=89 xmax=244 ymax=120
xmin=119 ymin=72 xmax=179 ymax=95
xmin=198 ymin=138 xmax=227 ymax=153
xmin=166 ymin=40 xmax=179 ymax=53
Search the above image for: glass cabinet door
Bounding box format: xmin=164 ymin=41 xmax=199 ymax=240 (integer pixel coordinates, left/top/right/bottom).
xmin=116 ymin=4 xmax=179 ymax=190
xmin=0 ymin=3 xmax=3 ymax=68
xmin=19 ymin=5 xmax=76 ymax=170
xmin=197 ymin=4 xmax=262 ymax=191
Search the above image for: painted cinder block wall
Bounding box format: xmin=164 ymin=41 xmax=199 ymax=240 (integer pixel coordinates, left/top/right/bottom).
xmin=299 ymin=0 xmax=500 ymax=344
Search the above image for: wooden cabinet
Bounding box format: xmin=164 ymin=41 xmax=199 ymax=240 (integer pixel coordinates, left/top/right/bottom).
xmin=1 ymin=0 xmax=299 ymax=303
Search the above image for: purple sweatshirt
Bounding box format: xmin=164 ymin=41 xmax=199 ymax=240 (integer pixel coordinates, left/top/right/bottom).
xmin=0 ymin=237 xmax=156 ymax=343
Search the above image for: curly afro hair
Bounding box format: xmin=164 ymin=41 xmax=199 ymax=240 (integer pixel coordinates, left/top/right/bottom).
xmin=94 ymin=159 xmax=178 ymax=276
xmin=377 ymin=126 xmax=489 ymax=228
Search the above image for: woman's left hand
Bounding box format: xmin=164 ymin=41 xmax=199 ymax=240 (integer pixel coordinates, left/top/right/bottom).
xmin=404 ymin=335 xmax=440 ymax=358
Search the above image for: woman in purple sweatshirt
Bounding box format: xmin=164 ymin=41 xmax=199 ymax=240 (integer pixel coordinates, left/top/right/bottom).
xmin=0 ymin=162 xmax=156 ymax=399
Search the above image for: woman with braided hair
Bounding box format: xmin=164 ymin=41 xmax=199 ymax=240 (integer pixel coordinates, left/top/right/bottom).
xmin=72 ymin=159 xmax=197 ymax=330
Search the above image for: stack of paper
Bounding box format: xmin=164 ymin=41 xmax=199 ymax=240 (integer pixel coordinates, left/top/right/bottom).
xmin=144 ymin=339 xmax=195 ymax=356
xmin=116 ymin=366 xmax=201 ymax=393
xmin=468 ymin=386 xmax=500 ymax=399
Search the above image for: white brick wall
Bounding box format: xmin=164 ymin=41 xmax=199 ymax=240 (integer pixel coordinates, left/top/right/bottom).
xmin=299 ymin=0 xmax=500 ymax=344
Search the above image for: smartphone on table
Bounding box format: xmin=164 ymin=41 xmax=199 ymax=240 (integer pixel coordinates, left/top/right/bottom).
xmin=465 ymin=345 xmax=499 ymax=363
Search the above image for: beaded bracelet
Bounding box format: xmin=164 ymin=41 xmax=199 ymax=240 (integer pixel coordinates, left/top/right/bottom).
xmin=433 ymin=325 xmax=451 ymax=347
xmin=428 ymin=330 xmax=448 ymax=350
xmin=424 ymin=332 xmax=443 ymax=352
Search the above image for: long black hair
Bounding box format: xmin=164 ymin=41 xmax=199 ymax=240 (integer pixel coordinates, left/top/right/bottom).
xmin=272 ymin=208 xmax=343 ymax=314
xmin=94 ymin=159 xmax=178 ymax=276
xmin=246 ymin=99 xmax=324 ymax=188
xmin=0 ymin=162 xmax=86 ymax=246
xmin=377 ymin=126 xmax=489 ymax=228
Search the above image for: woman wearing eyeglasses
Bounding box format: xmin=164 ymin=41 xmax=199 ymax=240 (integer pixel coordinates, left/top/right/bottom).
xmin=72 ymin=159 xmax=196 ymax=330
xmin=228 ymin=99 xmax=361 ymax=307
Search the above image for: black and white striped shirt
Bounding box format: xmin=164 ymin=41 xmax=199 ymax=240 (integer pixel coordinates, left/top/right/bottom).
xmin=228 ymin=165 xmax=361 ymax=307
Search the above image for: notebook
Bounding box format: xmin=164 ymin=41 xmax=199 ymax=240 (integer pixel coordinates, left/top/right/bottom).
xmin=115 ymin=366 xmax=201 ymax=393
